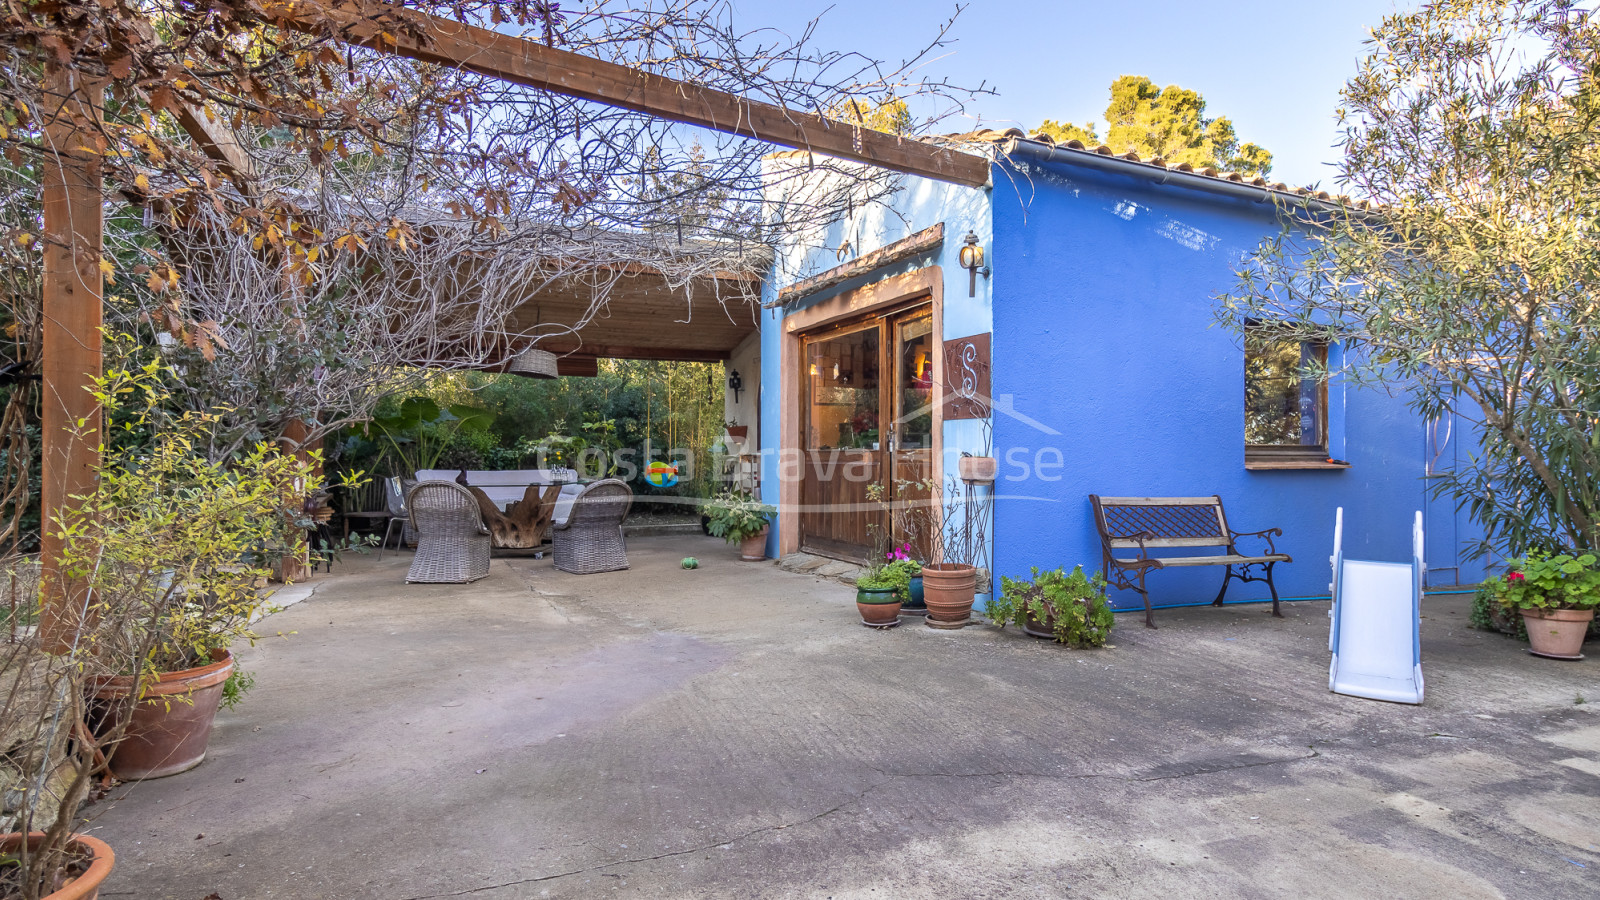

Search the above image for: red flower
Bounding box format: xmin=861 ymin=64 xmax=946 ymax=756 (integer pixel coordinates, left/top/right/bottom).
xmin=1507 ymin=572 xmax=1525 ymax=582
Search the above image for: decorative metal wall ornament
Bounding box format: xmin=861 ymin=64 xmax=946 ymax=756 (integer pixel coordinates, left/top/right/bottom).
xmin=942 ymin=332 xmax=991 ymax=420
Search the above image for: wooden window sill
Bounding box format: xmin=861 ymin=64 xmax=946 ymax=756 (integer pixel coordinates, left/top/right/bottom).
xmin=1245 ymin=459 xmax=1351 ymax=471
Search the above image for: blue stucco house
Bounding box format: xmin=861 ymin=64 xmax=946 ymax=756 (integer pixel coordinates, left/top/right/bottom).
xmin=745 ymin=129 xmax=1483 ymax=615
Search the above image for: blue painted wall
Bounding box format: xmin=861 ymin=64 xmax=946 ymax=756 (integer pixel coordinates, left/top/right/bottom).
xmin=989 ymin=156 xmax=1485 ymax=609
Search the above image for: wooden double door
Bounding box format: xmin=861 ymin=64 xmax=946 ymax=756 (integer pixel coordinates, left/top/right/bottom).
xmin=798 ymin=305 xmax=935 ymax=562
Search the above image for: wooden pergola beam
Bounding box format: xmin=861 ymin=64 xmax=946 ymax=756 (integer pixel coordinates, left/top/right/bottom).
xmin=267 ymin=0 xmax=991 ymax=188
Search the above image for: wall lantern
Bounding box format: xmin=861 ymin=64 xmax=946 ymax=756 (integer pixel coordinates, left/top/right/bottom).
xmin=958 ymin=230 xmax=987 ymax=297
xmin=727 ymin=369 xmax=744 ymax=403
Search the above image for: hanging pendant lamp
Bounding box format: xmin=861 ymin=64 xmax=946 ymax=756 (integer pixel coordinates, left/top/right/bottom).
xmin=508 ymin=346 xmax=558 ymax=379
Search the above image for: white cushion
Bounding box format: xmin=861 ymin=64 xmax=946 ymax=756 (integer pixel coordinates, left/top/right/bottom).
xmin=551 ymin=484 xmax=583 ymax=526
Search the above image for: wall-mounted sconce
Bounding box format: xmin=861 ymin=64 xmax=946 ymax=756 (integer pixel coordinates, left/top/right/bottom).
xmin=958 ymin=230 xmax=988 ymax=297
xmin=727 ymin=369 xmax=744 ymax=403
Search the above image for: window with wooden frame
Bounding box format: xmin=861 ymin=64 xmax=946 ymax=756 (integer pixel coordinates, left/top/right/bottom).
xmin=1244 ymin=326 xmax=1332 ymax=467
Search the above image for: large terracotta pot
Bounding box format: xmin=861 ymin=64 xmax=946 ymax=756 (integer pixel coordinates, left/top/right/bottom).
xmin=1522 ymin=608 xmax=1594 ymax=659
xmin=92 ymin=649 xmax=235 ymax=780
xmin=855 ymin=586 xmax=902 ymax=626
xmin=0 ymin=832 xmax=114 ymax=900
xmin=739 ymin=527 xmax=769 ymax=561
xmin=921 ymin=564 xmax=977 ymax=622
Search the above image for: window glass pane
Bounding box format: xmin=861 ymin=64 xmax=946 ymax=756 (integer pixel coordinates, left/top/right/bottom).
xmin=1245 ymin=334 xmax=1325 ymax=446
xmin=806 ymin=327 xmax=880 ymax=449
xmin=896 ymin=314 xmax=934 ymax=449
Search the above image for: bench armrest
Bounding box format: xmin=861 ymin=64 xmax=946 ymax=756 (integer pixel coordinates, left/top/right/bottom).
xmin=1229 ymin=527 xmax=1283 ymax=556
xmin=1101 ymin=529 xmax=1157 ymax=564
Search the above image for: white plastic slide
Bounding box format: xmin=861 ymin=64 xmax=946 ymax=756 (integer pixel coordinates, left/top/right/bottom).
xmin=1327 ymin=508 xmax=1425 ymax=705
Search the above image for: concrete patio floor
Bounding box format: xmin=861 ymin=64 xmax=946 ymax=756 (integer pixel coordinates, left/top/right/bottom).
xmin=88 ymin=534 xmax=1598 ymax=899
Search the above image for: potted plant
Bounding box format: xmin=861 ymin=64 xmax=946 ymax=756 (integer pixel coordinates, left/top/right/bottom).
xmin=989 ymin=566 xmax=1116 ymax=647
xmin=881 ymin=549 xmax=924 ymax=615
xmin=854 ymin=567 xmax=903 ymax=626
xmin=704 ymin=491 xmax=775 ymax=560
xmin=921 ymin=475 xmax=986 ymax=624
xmin=62 ymin=366 xmax=317 ymax=781
xmin=1490 ymin=551 xmax=1599 ymax=659
xmin=725 ymin=421 xmax=749 ymax=442
xmin=957 ymin=454 xmax=997 ymax=484
xmin=0 ymin=562 xmax=119 ymax=899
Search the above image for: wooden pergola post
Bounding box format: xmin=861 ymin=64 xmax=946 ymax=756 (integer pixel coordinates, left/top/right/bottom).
xmin=38 ymin=69 xmax=105 ymax=652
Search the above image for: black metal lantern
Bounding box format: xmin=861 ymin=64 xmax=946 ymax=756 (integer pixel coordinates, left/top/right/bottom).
xmin=727 ymin=369 xmax=743 ymax=403
xmin=958 ymin=230 xmax=986 ymax=297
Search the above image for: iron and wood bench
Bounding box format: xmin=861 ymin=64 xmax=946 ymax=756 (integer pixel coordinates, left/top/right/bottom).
xmin=1089 ymin=495 xmax=1291 ymax=629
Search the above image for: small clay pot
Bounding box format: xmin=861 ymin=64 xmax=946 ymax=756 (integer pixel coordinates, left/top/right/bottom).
xmin=739 ymin=527 xmax=769 ymax=561
xmin=921 ymin=563 xmax=977 ymax=622
xmin=958 ymin=456 xmax=997 ymax=484
xmin=1021 ymin=606 xmax=1055 ymax=640
xmin=1522 ymin=608 xmax=1594 ymax=659
xmin=856 ymin=586 xmax=902 ymax=626
xmin=0 ymin=832 xmax=115 ymax=900
xmin=91 ymin=649 xmax=235 ymax=780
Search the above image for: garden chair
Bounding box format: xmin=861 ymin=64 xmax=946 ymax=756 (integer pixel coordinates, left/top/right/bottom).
xmin=376 ymin=476 xmax=408 ymax=560
xmin=551 ymin=478 xmax=633 ymax=574
xmin=405 ymin=481 xmax=492 ymax=584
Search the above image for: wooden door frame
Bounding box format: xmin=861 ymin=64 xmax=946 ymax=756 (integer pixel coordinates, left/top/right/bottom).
xmin=779 ymin=266 xmax=944 ymax=558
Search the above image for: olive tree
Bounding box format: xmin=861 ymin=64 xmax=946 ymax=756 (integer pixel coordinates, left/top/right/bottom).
xmin=1218 ymin=0 xmax=1600 ymax=557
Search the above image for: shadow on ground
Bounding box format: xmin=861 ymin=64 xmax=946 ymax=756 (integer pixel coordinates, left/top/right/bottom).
xmin=89 ymin=535 xmax=1599 ymax=899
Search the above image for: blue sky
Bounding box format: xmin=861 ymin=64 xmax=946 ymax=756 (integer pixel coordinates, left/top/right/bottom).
xmin=730 ymin=0 xmax=1414 ymax=189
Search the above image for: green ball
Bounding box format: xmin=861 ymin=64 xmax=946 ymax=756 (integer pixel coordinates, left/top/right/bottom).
xmin=681 ymin=557 xmax=699 ymax=569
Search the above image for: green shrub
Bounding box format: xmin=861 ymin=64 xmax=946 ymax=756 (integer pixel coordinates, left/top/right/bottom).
xmin=990 ymin=566 xmax=1115 ymax=648
xmin=856 ymin=569 xmax=896 ymax=591
xmin=704 ymin=491 xmax=774 ymax=544
xmin=881 ymin=558 xmax=922 ymax=598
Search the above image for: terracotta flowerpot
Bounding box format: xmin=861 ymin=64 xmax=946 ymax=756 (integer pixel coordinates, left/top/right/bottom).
xmin=0 ymin=832 xmax=115 ymax=900
xmin=1522 ymin=608 xmax=1594 ymax=659
xmin=1021 ymin=605 xmax=1054 ymax=640
xmin=922 ymin=563 xmax=977 ymax=622
xmin=856 ymin=586 xmax=902 ymax=626
xmin=958 ymin=456 xmax=997 ymax=484
xmin=726 ymin=425 xmax=749 ymax=441
xmin=739 ymin=527 xmax=769 ymax=561
xmin=91 ymin=649 xmax=235 ymax=780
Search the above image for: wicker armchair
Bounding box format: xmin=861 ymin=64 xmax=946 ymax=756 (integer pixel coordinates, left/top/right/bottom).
xmin=551 ymin=478 xmax=633 ymax=574
xmin=405 ymin=481 xmax=492 ymax=583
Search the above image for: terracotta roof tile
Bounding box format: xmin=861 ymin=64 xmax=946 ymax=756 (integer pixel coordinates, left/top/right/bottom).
xmin=933 ymin=128 xmax=1366 ymax=208
xmin=765 ymin=126 xmax=1373 ymax=210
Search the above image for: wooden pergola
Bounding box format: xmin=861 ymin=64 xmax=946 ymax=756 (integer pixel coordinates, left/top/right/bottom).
xmin=38 ymin=0 xmax=989 ymax=643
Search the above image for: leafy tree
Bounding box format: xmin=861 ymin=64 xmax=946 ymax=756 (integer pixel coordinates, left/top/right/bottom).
xmin=1036 ymin=75 xmax=1273 ymax=176
xmin=1218 ymin=0 xmax=1600 ymax=557
xmin=827 ymin=97 xmax=914 ymax=135
xmin=1035 ymin=118 xmax=1100 ymax=146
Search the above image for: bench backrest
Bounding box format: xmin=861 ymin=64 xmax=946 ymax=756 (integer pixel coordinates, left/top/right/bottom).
xmin=1089 ymin=495 xmax=1232 ymax=550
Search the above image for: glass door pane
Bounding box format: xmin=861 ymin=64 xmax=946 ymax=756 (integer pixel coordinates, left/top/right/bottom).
xmin=894 ymin=313 xmax=934 ymax=450
xmin=889 ymin=309 xmax=935 ymax=560
xmin=805 ymin=326 xmax=881 ymax=450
